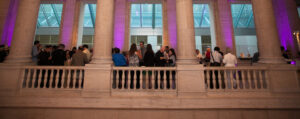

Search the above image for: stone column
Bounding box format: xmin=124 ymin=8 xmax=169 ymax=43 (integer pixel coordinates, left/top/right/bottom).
xmin=210 ymin=0 xmax=236 ymax=54
xmin=5 ymin=0 xmax=41 ymax=64
xmin=272 ymin=0 xmax=300 ymax=58
xmin=91 ymin=0 xmax=114 ymax=64
xmin=176 ymin=0 xmax=197 ymax=64
xmin=162 ymin=0 xmax=169 ymax=47
xmin=162 ymin=0 xmax=178 ymax=49
xmin=113 ymin=0 xmax=126 ymax=50
xmin=59 ymin=0 xmax=80 ymax=50
xmin=252 ymin=0 xmax=284 ymax=64
xmin=83 ymin=0 xmax=114 ymax=97
xmin=1 ymin=0 xmax=19 ymax=46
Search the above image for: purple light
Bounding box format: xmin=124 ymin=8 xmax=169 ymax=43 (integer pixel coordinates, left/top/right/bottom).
xmin=60 ymin=0 xmax=76 ymax=49
xmin=273 ymin=0 xmax=295 ymax=52
xmin=218 ymin=0 xmax=234 ymax=49
xmin=291 ymin=61 xmax=296 ymax=65
xmin=113 ymin=0 xmax=126 ymax=50
xmin=1 ymin=0 xmax=19 ymax=46
xmin=167 ymin=0 xmax=177 ymax=50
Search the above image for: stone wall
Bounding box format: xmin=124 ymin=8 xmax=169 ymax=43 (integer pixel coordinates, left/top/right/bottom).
xmin=0 ymin=108 xmax=300 ymax=119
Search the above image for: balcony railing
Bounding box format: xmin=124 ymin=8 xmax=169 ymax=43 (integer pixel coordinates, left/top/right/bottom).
xmin=111 ymin=67 xmax=177 ymax=92
xmin=18 ymin=65 xmax=296 ymax=95
xmin=20 ymin=66 xmax=85 ymax=90
xmin=204 ymin=67 xmax=268 ymax=91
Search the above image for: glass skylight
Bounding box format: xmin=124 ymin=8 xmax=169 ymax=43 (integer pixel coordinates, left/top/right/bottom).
xmin=130 ymin=4 xmax=162 ymax=28
xmin=193 ymin=4 xmax=211 ymax=28
xmin=37 ymin=4 xmax=63 ymax=27
xmin=231 ymin=4 xmax=255 ymax=28
xmin=83 ymin=4 xmax=97 ymax=27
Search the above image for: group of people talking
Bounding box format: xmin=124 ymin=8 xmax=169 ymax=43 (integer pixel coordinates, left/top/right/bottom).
xmin=112 ymin=42 xmax=177 ymax=67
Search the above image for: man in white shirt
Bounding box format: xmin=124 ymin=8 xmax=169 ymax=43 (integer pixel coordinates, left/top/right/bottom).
xmin=223 ymin=48 xmax=238 ymax=89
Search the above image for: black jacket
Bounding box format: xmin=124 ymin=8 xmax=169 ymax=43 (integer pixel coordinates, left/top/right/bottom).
xmin=38 ymin=51 xmax=51 ymax=65
xmin=154 ymin=51 xmax=166 ymax=67
xmin=52 ymin=49 xmax=66 ymax=66
xmin=144 ymin=51 xmax=155 ymax=66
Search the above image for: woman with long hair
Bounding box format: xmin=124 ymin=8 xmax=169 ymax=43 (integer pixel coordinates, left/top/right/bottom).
xmin=143 ymin=44 xmax=155 ymax=89
xmin=128 ymin=43 xmax=142 ymax=89
xmin=144 ymin=44 xmax=155 ymax=67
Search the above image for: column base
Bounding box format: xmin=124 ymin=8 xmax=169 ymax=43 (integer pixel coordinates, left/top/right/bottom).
xmin=90 ymin=57 xmax=113 ymax=64
xmin=4 ymin=55 xmax=34 ymax=65
xmin=176 ymin=58 xmax=198 ymax=65
xmin=258 ymin=57 xmax=286 ymax=64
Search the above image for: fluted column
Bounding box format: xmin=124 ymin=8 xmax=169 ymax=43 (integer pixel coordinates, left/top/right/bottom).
xmin=5 ymin=0 xmax=41 ymax=64
xmin=91 ymin=0 xmax=114 ymax=64
xmin=176 ymin=0 xmax=197 ymax=64
xmin=252 ymin=0 xmax=284 ymax=63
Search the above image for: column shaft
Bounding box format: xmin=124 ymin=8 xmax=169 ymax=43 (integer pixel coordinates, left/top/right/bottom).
xmin=113 ymin=0 xmax=126 ymax=50
xmin=166 ymin=0 xmax=177 ymax=50
xmin=272 ymin=0 xmax=300 ymax=58
xmin=59 ymin=0 xmax=79 ymax=50
xmin=5 ymin=0 xmax=41 ymax=63
xmin=1 ymin=0 xmax=19 ymax=46
xmin=210 ymin=0 xmax=235 ymax=54
xmin=252 ymin=0 xmax=284 ymax=63
xmin=176 ymin=0 xmax=197 ymax=64
xmin=162 ymin=0 xmax=169 ymax=47
xmin=92 ymin=0 xmax=114 ymax=64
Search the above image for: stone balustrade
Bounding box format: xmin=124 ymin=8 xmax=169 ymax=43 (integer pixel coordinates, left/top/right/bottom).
xmin=20 ymin=66 xmax=85 ymax=90
xmin=204 ymin=67 xmax=269 ymax=91
xmin=14 ymin=65 xmax=299 ymax=95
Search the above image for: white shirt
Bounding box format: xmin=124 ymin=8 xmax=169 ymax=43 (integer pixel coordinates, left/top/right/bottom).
xmin=223 ymin=53 xmax=237 ymax=67
xmin=210 ymin=51 xmax=222 ymax=63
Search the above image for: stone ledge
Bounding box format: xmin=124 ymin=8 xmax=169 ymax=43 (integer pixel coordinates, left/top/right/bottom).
xmin=1 ymin=96 xmax=300 ymax=109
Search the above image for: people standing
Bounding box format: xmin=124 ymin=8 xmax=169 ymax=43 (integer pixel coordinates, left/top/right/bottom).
xmin=223 ymin=48 xmax=238 ymax=89
xmin=71 ymin=46 xmax=89 ymax=66
xmin=32 ymin=41 xmax=41 ymax=64
xmin=154 ymin=47 xmax=166 ymax=89
xmin=139 ymin=41 xmax=146 ymax=66
xmin=128 ymin=44 xmax=142 ymax=89
xmin=38 ymin=45 xmax=52 ymax=66
xmin=209 ymin=47 xmax=223 ymax=89
xmin=196 ymin=49 xmax=203 ymax=64
xmin=83 ymin=45 xmax=91 ymax=62
xmin=168 ymin=48 xmax=177 ymax=89
xmin=112 ymin=48 xmax=127 ymax=66
xmin=52 ymin=44 xmax=66 ymax=66
xmin=143 ymin=44 xmax=155 ymax=89
xmin=204 ymin=48 xmax=211 ymax=66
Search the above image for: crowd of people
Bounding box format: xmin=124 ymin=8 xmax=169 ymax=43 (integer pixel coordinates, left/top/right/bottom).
xmin=32 ymin=41 xmax=92 ymax=66
xmin=112 ymin=42 xmax=176 ymax=67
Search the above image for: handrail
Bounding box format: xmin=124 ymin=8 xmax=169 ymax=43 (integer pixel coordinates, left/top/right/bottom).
xmin=112 ymin=66 xmax=176 ymax=70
